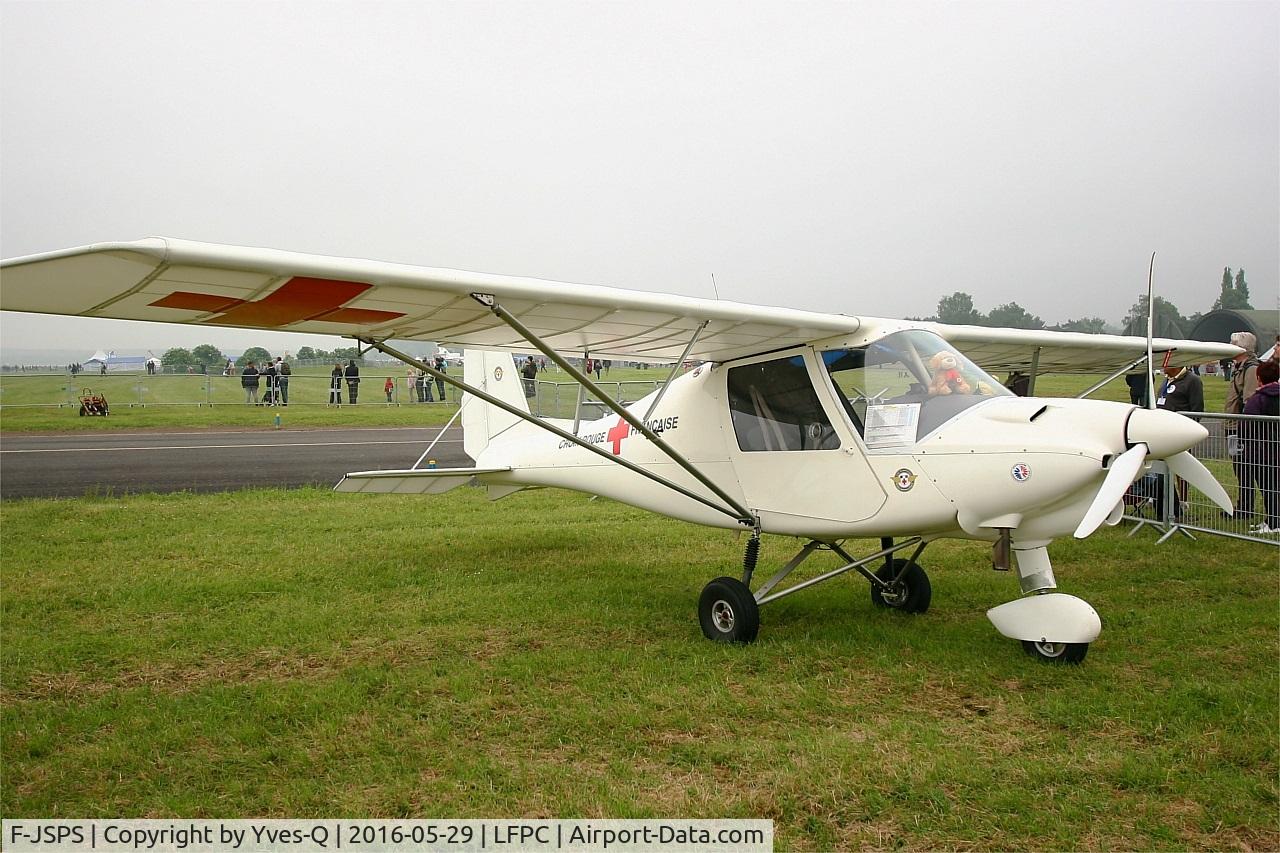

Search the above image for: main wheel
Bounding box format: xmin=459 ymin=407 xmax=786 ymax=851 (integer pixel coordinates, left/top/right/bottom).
xmin=1021 ymin=639 xmax=1088 ymax=664
xmin=698 ymin=576 xmax=760 ymax=644
xmin=79 ymin=405 xmax=87 ymax=416
xmin=869 ymin=559 xmax=931 ymax=613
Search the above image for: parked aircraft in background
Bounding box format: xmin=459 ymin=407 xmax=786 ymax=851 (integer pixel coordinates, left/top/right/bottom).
xmin=0 ymin=238 xmax=1239 ymax=663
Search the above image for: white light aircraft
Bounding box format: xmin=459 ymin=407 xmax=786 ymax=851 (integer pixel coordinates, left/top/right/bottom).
xmin=0 ymin=238 xmax=1240 ymax=663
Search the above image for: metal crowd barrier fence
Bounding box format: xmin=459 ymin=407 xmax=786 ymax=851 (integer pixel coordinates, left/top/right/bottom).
xmin=1124 ymin=411 xmax=1278 ymax=546
xmin=529 ymin=380 xmax=665 ymax=419
xmin=0 ymin=373 xmax=460 ymax=408
xmin=0 ymin=374 xmax=660 ymax=410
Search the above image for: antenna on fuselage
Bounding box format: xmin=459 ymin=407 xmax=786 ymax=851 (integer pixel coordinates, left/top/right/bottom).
xmin=1144 ymin=253 xmax=1157 ymax=410
xmin=710 ymin=273 xmax=721 ymax=300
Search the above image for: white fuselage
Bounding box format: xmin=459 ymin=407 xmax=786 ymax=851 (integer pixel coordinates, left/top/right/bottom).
xmin=471 ymin=343 xmax=1144 ymax=545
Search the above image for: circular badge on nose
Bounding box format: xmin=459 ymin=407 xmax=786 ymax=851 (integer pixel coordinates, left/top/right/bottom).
xmin=493 ymin=366 xmax=504 ymax=381
xmin=891 ymin=468 xmax=917 ymax=492
xmin=1011 ymin=463 xmax=1031 ymax=482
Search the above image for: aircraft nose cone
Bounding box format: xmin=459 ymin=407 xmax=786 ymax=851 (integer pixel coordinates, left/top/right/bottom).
xmin=1126 ymin=408 xmax=1208 ymax=458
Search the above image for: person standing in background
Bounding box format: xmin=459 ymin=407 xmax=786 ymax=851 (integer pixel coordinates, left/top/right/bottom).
xmin=261 ymin=358 xmax=277 ymax=405
xmin=1156 ymin=362 xmax=1203 ymax=517
xmin=329 ymin=363 xmax=343 ymax=405
xmin=1125 ymin=370 xmax=1150 ymax=406
xmin=344 ymin=358 xmax=361 ymax=404
xmin=521 ymin=356 xmax=538 ymax=397
xmin=241 ymin=361 xmax=260 ymax=405
xmin=277 ymin=358 xmax=290 ymax=405
xmin=1241 ymin=359 xmax=1279 ymax=535
xmin=433 ymin=354 xmax=448 ymax=402
xmin=1224 ymin=331 xmax=1261 ymax=518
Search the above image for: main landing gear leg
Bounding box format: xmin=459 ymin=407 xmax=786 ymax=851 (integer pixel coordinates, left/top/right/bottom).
xmin=697 ymin=536 xmax=931 ymax=644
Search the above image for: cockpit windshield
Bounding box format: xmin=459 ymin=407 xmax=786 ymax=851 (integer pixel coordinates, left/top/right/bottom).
xmin=822 ymin=330 xmax=1010 ymax=449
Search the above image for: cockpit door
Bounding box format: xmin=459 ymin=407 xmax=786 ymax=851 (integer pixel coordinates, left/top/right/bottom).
xmin=721 ymin=348 xmax=886 ymax=525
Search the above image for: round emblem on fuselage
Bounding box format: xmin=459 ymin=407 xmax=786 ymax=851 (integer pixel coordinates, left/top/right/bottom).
xmin=493 ymin=366 xmax=504 ymax=381
xmin=1011 ymin=463 xmax=1031 ymax=482
xmin=891 ymin=468 xmax=917 ymax=492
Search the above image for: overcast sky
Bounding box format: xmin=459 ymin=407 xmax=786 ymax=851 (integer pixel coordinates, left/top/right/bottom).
xmin=1 ymin=0 xmax=1276 ymax=356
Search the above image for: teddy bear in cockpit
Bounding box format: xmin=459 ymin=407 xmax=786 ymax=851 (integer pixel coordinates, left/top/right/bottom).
xmin=926 ymin=351 xmax=973 ymax=396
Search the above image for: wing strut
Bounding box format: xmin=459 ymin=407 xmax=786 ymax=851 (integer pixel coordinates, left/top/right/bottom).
xmin=1075 ymin=355 xmax=1148 ymax=400
xmin=644 ymin=320 xmax=708 ymax=421
xmin=469 ymin=293 xmax=757 ymax=526
xmin=572 ymin=347 xmax=589 ymax=436
xmin=353 ymin=336 xmax=755 ymax=527
xmin=1027 ymin=346 xmax=1041 ymax=395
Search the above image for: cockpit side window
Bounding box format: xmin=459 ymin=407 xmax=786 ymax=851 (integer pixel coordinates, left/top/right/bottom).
xmin=823 ymin=330 xmax=1009 ymax=448
xmin=727 ymin=355 xmax=840 ymax=452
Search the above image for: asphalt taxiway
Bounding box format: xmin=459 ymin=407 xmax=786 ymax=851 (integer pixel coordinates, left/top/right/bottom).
xmin=0 ymin=426 xmax=470 ymax=499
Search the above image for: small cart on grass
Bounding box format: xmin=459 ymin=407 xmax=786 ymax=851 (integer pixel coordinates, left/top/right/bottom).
xmin=78 ymin=388 xmax=109 ymax=416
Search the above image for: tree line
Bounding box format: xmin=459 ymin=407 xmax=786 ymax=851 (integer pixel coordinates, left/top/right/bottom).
xmin=160 ymin=344 xmax=367 ymax=370
xmin=918 ymin=266 xmax=1254 ymax=337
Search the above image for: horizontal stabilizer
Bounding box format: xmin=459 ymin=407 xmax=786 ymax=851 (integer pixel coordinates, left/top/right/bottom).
xmin=335 ymin=466 xmax=510 ymax=495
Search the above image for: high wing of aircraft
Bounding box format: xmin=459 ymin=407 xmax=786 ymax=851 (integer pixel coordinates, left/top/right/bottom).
xmin=1 ymin=237 xmax=1242 ymax=664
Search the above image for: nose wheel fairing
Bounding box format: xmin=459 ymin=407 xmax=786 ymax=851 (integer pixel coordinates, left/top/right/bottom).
xmin=987 ymin=593 xmax=1102 ymax=647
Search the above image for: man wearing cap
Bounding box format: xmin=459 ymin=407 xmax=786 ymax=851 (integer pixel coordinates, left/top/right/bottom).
xmin=1225 ymin=331 xmax=1261 ymax=518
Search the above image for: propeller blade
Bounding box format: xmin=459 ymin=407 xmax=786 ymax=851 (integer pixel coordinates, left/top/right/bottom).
xmin=1075 ymin=443 xmax=1149 ymax=539
xmin=1166 ymin=450 xmax=1233 ymax=513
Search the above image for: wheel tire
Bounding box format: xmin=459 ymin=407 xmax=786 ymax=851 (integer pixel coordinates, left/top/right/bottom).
xmin=1021 ymin=640 xmax=1089 ymax=664
xmin=698 ymin=576 xmax=760 ymax=644
xmin=79 ymin=405 xmax=87 ymax=416
xmin=869 ymin=559 xmax=931 ymax=613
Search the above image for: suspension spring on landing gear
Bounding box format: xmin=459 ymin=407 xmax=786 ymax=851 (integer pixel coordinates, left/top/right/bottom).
xmin=742 ymin=533 xmax=761 ymax=585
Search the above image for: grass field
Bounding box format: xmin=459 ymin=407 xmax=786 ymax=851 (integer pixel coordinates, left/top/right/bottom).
xmin=2 ymin=487 xmax=1276 ymax=849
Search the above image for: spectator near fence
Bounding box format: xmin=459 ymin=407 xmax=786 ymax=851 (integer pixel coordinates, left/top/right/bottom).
xmin=1241 ymin=359 xmax=1279 ymax=535
xmin=261 ymin=360 xmax=277 ymax=405
xmin=433 ymin=354 xmax=447 ymax=401
xmin=276 ymin=358 xmax=290 ymax=405
xmin=1125 ymin=370 xmax=1151 ymax=406
xmin=521 ymin=356 xmax=538 ymax=397
xmin=1156 ymin=363 xmax=1203 ymax=517
xmin=329 ymin=364 xmax=343 ymax=404
xmin=344 ymin=359 xmax=360 ymax=404
xmin=241 ymin=361 xmax=260 ymax=405
xmin=1225 ymin=331 xmax=1261 ymax=518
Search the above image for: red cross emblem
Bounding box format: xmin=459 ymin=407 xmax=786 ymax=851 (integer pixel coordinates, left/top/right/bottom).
xmin=148 ymin=277 xmax=404 ymax=327
xmin=607 ymin=416 xmax=631 ymax=455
